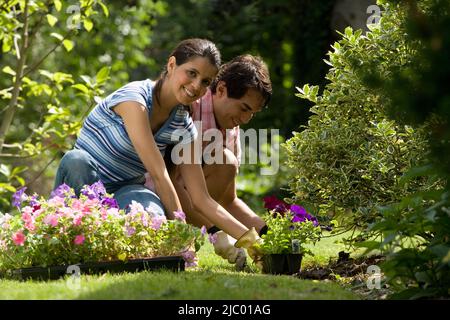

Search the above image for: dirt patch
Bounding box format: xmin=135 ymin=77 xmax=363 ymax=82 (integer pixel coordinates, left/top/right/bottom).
xmin=297 ymin=251 xmax=391 ymax=299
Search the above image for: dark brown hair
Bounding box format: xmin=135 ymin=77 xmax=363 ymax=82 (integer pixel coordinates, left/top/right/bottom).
xmin=154 ymin=38 xmax=221 ymax=106
xmin=210 ymin=54 xmax=272 ymax=108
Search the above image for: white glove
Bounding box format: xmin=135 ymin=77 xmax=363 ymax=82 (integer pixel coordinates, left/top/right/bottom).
xmin=213 ymin=231 xmax=247 ymax=269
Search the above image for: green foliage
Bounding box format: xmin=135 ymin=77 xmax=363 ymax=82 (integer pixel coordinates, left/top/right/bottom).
xmin=237 ymin=134 xmax=293 ymax=212
xmin=284 ymin=5 xmax=436 ymax=234
xmin=149 ymin=0 xmax=335 ymax=136
xmin=0 ymin=1 xmax=166 ymax=212
xmin=259 ymin=211 xmax=321 ymax=255
xmin=356 ymin=0 xmax=450 ymax=299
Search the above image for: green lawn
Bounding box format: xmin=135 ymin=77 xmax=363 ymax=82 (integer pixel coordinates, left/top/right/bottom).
xmin=0 ymin=232 xmax=360 ymax=300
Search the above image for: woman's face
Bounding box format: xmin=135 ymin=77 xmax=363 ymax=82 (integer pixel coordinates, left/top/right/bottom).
xmin=167 ymin=56 xmax=218 ymax=106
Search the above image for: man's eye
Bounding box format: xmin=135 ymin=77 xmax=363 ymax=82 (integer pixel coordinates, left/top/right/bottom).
xmin=187 ymin=70 xmax=196 ymax=77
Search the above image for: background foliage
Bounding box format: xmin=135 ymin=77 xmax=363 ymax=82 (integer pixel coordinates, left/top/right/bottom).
xmin=285 ymin=0 xmax=450 ymax=299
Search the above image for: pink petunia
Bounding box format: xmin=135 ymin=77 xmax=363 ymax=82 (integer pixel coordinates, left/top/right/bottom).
xmin=72 ymin=214 xmax=83 ymax=226
xmin=107 ymin=207 xmax=120 ymax=218
xmin=25 ymin=221 xmax=36 ymax=232
xmin=71 ymin=199 xmax=83 ymax=210
xmin=48 ymin=196 xmax=65 ymax=207
xmin=43 ymin=214 xmax=59 ymax=227
xmin=151 ymin=216 xmax=166 ymax=231
xmin=21 ymin=211 xmax=33 ymax=224
xmin=12 ymin=231 xmax=26 ymax=246
xmin=74 ymin=234 xmax=85 ymax=245
xmin=21 ymin=206 xmax=34 ymax=215
xmin=126 ymin=226 xmax=136 ymax=236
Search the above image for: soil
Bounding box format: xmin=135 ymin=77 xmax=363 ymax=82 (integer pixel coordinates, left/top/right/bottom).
xmin=297 ymin=251 xmax=392 ymax=299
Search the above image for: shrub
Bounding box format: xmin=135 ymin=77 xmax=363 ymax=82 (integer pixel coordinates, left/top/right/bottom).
xmin=283 ymin=2 xmax=436 ymax=235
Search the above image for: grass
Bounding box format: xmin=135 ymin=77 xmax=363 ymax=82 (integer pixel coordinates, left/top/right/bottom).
xmin=0 ymin=232 xmax=360 ymax=300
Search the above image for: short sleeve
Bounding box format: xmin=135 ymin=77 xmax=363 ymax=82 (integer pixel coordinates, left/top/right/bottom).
xmin=106 ymin=79 xmax=153 ymax=114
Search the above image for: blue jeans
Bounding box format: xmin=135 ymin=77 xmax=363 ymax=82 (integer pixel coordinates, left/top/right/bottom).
xmin=54 ymin=149 xmax=165 ymax=216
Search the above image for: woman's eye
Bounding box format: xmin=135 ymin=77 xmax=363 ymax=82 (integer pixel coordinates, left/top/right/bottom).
xmin=202 ymin=79 xmax=211 ymax=86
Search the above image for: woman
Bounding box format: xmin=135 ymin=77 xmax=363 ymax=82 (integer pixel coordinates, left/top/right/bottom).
xmin=54 ymin=39 xmax=262 ymax=264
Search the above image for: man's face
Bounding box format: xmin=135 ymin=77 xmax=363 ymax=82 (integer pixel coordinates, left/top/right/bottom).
xmin=212 ymin=81 xmax=265 ymax=129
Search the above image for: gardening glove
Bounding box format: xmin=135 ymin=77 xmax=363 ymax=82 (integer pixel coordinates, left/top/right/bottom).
xmin=235 ymin=227 xmax=264 ymax=269
xmin=213 ymin=231 xmax=247 ymax=271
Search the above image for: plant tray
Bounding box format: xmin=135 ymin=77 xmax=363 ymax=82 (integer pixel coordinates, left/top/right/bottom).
xmin=1 ymin=256 xmax=185 ymax=281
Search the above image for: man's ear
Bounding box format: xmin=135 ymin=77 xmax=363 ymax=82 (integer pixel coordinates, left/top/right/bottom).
xmin=216 ymin=81 xmax=228 ymax=98
xmin=167 ymin=56 xmax=176 ymax=74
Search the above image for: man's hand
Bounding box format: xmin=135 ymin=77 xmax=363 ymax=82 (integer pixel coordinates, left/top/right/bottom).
xmin=235 ymin=227 xmax=264 ymax=269
xmin=213 ymin=231 xmax=247 ymax=270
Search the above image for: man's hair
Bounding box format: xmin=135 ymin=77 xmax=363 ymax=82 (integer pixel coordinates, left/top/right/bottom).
xmin=210 ymin=54 xmax=272 ymax=108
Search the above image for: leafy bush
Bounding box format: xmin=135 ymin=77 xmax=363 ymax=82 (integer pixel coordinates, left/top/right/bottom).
xmin=358 ymin=0 xmax=450 ymax=299
xmin=284 ymin=3 xmax=436 ymax=234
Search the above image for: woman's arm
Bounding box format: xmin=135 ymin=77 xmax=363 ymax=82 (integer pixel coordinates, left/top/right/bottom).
xmin=114 ymin=101 xmax=180 ymax=219
xmin=177 ymin=142 xmax=248 ymax=239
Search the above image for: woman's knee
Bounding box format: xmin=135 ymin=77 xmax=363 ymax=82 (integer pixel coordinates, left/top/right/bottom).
xmin=114 ymin=185 xmax=166 ymax=217
xmin=54 ymin=150 xmax=100 ymax=194
xmin=60 ymin=149 xmax=96 ymax=172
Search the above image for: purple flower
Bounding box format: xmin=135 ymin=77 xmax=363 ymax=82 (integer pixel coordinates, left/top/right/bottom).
xmin=101 ymin=197 xmax=119 ymax=209
xmin=290 ymin=204 xmax=319 ymax=226
xmin=208 ymin=233 xmax=218 ymax=244
xmin=50 ymin=184 xmax=72 ymax=199
xmin=12 ymin=187 xmax=27 ymax=208
xmin=173 ymin=210 xmax=186 ymax=222
xmin=29 ymin=194 xmax=40 ymax=207
xmin=181 ymin=250 xmax=198 ymax=268
xmin=81 ymin=181 xmax=106 ymax=200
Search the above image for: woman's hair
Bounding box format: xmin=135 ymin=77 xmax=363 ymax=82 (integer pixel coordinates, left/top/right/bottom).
xmin=154 ymin=38 xmax=221 ymax=106
xmin=210 ymin=54 xmax=272 ymax=108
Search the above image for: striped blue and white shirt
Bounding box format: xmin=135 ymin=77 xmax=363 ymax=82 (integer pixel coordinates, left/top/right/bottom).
xmin=75 ymin=79 xmax=197 ymax=184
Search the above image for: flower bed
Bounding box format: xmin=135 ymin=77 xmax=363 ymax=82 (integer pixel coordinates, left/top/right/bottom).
xmin=0 ymin=182 xmax=204 ymax=278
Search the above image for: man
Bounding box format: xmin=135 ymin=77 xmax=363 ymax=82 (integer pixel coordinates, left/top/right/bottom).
xmin=158 ymin=54 xmax=272 ymax=269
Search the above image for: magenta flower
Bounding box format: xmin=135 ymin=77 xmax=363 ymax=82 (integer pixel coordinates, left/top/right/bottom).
xmin=263 ymin=195 xmax=290 ymax=214
xmin=12 ymin=231 xmax=26 ymax=246
xmin=200 ymin=225 xmax=207 ymax=236
xmin=74 ymin=234 xmax=85 ymax=245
